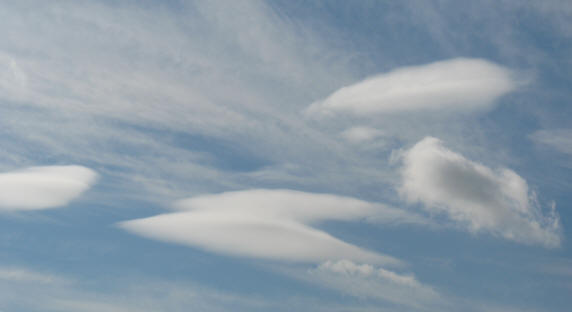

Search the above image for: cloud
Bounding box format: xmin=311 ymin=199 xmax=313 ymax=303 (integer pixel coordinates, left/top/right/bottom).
xmin=0 ymin=52 xmax=28 ymax=101
xmin=0 ymin=0 xmax=371 ymax=202
xmin=317 ymin=259 xmax=420 ymax=287
xmin=340 ymin=126 xmax=385 ymax=143
xmin=0 ymin=165 xmax=98 ymax=211
xmin=530 ymin=129 xmax=572 ymax=155
xmin=397 ymin=137 xmax=561 ymax=248
xmin=306 ymin=58 xmax=519 ymax=116
xmin=0 ymin=267 xmax=67 ymax=284
xmin=303 ymin=259 xmax=441 ymax=309
xmin=0 ymin=266 xmax=270 ymax=312
xmin=118 ymin=189 xmax=432 ymax=265
xmin=0 ymin=264 xmax=439 ymax=312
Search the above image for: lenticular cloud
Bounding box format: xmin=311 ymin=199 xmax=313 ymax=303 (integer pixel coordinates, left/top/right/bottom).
xmin=119 ymin=189 xmax=407 ymax=265
xmin=398 ymin=137 xmax=561 ymax=248
xmin=0 ymin=165 xmax=98 ymax=211
xmin=307 ymin=58 xmax=519 ymax=116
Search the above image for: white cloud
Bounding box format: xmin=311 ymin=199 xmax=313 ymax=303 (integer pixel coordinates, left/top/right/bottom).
xmin=340 ymin=126 xmax=385 ymax=143
xmin=0 ymin=165 xmax=98 ymax=211
xmin=303 ymin=259 xmax=441 ymax=309
xmin=119 ymin=189 xmax=430 ymax=265
xmin=317 ymin=259 xmax=420 ymax=287
xmin=397 ymin=137 xmax=561 ymax=248
xmin=307 ymin=58 xmax=519 ymax=116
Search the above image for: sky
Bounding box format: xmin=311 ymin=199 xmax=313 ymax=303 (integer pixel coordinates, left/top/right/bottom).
xmin=0 ymin=0 xmax=571 ymax=311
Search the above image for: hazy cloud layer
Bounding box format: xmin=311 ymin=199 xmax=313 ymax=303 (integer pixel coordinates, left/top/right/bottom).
xmin=120 ymin=189 xmax=429 ymax=265
xmin=0 ymin=165 xmax=97 ymax=211
xmin=0 ymin=0 xmax=377 ymax=202
xmin=398 ymin=137 xmax=561 ymax=247
xmin=0 ymin=266 xmax=271 ymax=312
xmin=307 ymin=58 xmax=519 ymax=116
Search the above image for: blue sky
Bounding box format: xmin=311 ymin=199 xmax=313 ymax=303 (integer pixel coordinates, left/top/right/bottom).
xmin=0 ymin=0 xmax=571 ymax=311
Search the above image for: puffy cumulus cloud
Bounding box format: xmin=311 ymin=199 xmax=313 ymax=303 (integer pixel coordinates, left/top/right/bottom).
xmin=119 ymin=189 xmax=431 ymax=265
xmin=305 ymin=259 xmax=441 ymax=309
xmin=0 ymin=165 xmax=98 ymax=211
xmin=397 ymin=137 xmax=561 ymax=248
xmin=307 ymin=58 xmax=519 ymax=116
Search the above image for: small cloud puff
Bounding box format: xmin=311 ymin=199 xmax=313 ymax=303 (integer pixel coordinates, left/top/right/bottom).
xmin=119 ymin=189 xmax=426 ymax=266
xmin=397 ymin=137 xmax=561 ymax=248
xmin=0 ymin=165 xmax=98 ymax=211
xmin=306 ymin=259 xmax=440 ymax=308
xmin=307 ymin=58 xmax=519 ymax=116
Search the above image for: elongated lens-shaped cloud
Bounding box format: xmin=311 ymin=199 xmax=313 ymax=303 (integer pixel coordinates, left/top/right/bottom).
xmin=0 ymin=166 xmax=98 ymax=211
xmin=398 ymin=137 xmax=561 ymax=248
xmin=119 ymin=189 xmax=414 ymax=265
xmin=307 ymin=58 xmax=519 ymax=116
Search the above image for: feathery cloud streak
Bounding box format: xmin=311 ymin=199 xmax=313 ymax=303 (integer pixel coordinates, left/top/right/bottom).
xmin=530 ymin=129 xmax=572 ymax=156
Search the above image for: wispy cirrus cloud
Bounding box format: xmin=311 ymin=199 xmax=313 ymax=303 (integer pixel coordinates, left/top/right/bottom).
xmin=0 ymin=0 xmax=367 ymax=202
xmin=530 ymin=129 xmax=572 ymax=156
xmin=0 ymin=165 xmax=97 ymax=211
xmin=397 ymin=137 xmax=561 ymax=248
xmin=0 ymin=265 xmax=442 ymax=312
xmin=0 ymin=266 xmax=270 ymax=312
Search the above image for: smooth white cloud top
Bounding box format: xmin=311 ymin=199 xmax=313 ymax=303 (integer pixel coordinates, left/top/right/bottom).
xmin=119 ymin=189 xmax=417 ymax=265
xmin=398 ymin=137 xmax=561 ymax=248
xmin=0 ymin=165 xmax=98 ymax=211
xmin=307 ymin=58 xmax=518 ymax=116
